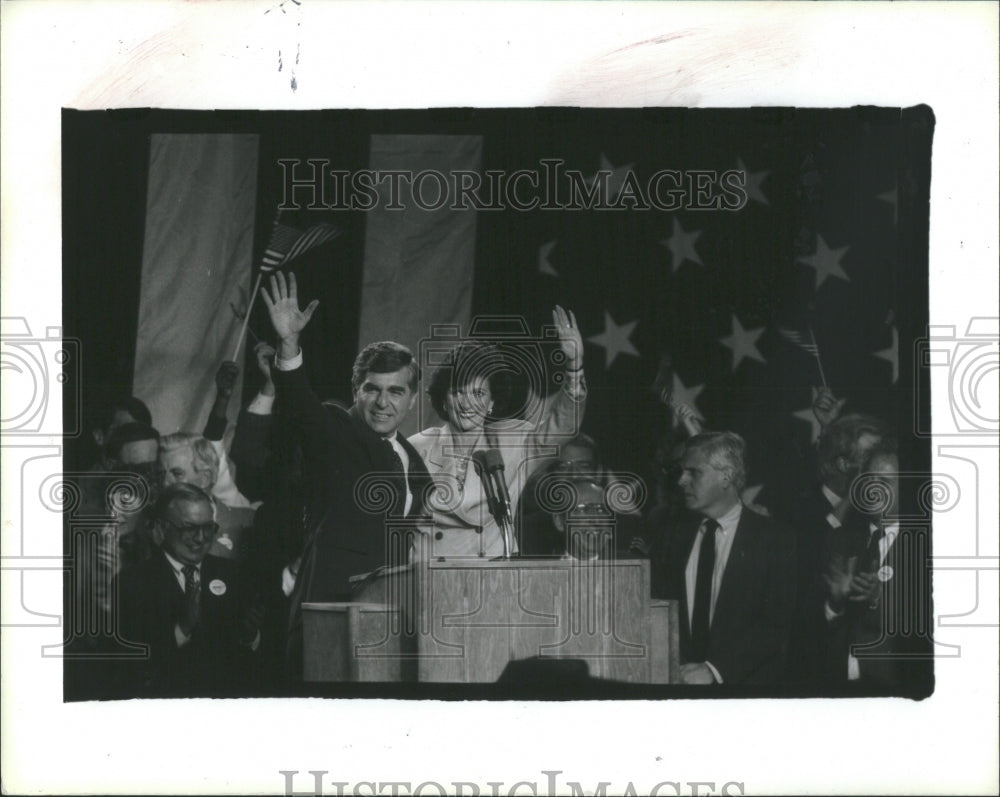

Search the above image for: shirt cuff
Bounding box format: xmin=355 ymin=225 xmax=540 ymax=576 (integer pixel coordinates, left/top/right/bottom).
xmin=824 ymin=600 xmax=844 ymax=622
xmin=247 ymin=392 xmax=276 ymax=415
xmin=174 ymin=623 xmax=192 ymax=648
xmin=561 ymin=369 xmax=587 ymax=401
xmin=825 ymin=512 xmax=842 ymax=529
xmin=704 ymin=661 xmax=723 ymax=683
xmin=274 ymin=348 xmax=303 ymax=371
xmin=281 ymin=565 xmax=297 ymax=597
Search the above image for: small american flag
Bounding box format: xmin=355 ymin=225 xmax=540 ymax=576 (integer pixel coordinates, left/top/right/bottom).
xmin=260 ymin=221 xmax=341 ymax=271
xmin=777 ymin=326 xmax=819 ymax=355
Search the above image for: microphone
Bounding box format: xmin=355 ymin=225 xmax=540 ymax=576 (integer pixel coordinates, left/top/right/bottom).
xmin=472 ymin=449 xmax=514 ymax=558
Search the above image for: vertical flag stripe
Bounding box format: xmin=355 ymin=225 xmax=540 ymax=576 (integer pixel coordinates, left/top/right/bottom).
xmin=133 ymin=134 xmax=259 ymax=435
xmin=358 ymin=134 xmax=482 ymax=437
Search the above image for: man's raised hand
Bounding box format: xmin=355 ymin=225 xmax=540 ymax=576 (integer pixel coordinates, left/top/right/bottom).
xmin=262 ymin=271 xmax=319 ymax=345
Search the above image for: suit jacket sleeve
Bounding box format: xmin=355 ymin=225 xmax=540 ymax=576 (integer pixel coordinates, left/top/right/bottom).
xmin=271 ymin=363 xmax=345 ymax=478
xmin=525 ymin=377 xmax=587 ymax=457
xmin=710 ymin=516 xmax=797 ymax=685
xmin=229 ymin=408 xmax=274 ymax=503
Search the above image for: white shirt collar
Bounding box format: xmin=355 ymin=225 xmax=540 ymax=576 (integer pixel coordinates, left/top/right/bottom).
xmin=709 ymin=501 xmax=743 ymax=534
xmin=870 ymin=520 xmax=900 ymax=538
xmin=162 ymin=549 xmax=200 ymax=574
xmin=822 ymin=484 xmax=842 ymax=508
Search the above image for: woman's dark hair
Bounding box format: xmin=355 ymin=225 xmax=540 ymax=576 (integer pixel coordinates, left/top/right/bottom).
xmin=426 ymin=340 xmax=512 ymax=422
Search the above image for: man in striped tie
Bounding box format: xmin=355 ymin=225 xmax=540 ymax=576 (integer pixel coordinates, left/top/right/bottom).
xmin=113 ymin=483 xmax=263 ymax=697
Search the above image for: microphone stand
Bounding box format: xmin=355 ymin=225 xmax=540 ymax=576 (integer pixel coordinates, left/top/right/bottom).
xmin=472 ymin=451 xmax=516 ymax=560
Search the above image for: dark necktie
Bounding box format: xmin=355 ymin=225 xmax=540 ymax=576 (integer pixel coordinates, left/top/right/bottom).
xmin=380 ymin=437 xmax=407 ymax=516
xmin=182 ymin=564 xmax=200 ymax=629
xmin=864 ymin=520 xmax=885 ymax=573
xmin=690 ymin=518 xmax=719 ymax=662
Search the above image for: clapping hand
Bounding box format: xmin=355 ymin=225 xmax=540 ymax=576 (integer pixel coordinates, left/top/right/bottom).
xmin=552 ymin=305 xmax=583 ymax=371
xmin=240 ymin=595 xmax=266 ymax=648
xmin=847 ymin=571 xmax=880 ymax=606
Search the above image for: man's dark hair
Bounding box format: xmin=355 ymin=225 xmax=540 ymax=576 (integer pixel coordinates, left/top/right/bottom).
xmin=351 ymin=341 xmax=419 ymax=394
xmin=101 ymin=396 xmax=152 ymax=431
xmin=104 ymin=422 xmax=160 ymax=462
xmin=426 ymin=340 xmax=512 ymax=421
xmin=152 ymin=482 xmax=213 ymax=522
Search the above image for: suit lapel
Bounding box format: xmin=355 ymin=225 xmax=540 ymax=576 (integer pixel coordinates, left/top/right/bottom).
xmin=675 ymin=519 xmax=701 ymax=638
xmin=712 ymin=508 xmax=753 ymax=631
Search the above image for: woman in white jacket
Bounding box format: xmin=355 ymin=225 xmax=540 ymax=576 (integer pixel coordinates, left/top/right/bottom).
xmin=408 ymin=306 xmax=587 ymax=559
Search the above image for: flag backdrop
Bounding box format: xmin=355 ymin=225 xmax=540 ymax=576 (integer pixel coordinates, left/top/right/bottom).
xmin=133 ymin=134 xmax=259 ymax=435
xmin=66 ymin=109 xmax=930 ymax=521
xmin=359 ymin=134 xmax=482 ymax=437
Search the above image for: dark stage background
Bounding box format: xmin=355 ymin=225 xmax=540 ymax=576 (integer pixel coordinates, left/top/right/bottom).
xmin=64 ymin=107 xmax=932 ymax=516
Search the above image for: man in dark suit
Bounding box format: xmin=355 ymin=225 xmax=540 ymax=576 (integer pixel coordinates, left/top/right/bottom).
xmin=823 ymin=439 xmax=920 ymax=689
xmin=652 ymin=432 xmax=796 ymax=685
xmin=113 ymin=483 xmax=262 ymax=697
xmin=781 ymin=390 xmax=888 ymax=687
xmin=263 ymin=271 xmax=431 ymax=680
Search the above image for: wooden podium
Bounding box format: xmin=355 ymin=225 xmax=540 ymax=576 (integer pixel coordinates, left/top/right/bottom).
xmin=303 ymin=557 xmax=679 ymax=684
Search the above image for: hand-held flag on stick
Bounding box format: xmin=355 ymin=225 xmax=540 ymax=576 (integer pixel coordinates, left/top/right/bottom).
xmin=232 ymin=215 xmax=342 ymax=360
xmin=777 ymin=325 xmax=828 ymax=387
xmin=649 ymin=352 xmax=701 ymax=437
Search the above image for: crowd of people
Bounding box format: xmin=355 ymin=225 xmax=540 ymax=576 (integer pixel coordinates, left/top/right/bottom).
xmin=65 ymin=271 xmax=921 ymax=699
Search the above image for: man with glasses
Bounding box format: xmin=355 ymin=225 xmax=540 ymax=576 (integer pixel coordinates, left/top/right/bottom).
xmin=113 ymin=483 xmax=263 ymax=697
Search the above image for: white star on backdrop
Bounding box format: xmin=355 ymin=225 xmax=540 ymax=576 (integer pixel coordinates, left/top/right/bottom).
xmin=738 ymin=158 xmax=769 ymax=205
xmin=793 ymin=406 xmax=823 ymax=443
xmin=873 ymin=325 xmax=899 ymax=384
xmin=877 ymin=187 xmax=898 ymax=226
xmin=719 ymin=314 xmax=767 ymax=370
xmin=661 ymin=218 xmax=703 ymax=272
xmin=587 ymin=311 xmax=640 ymax=369
xmin=587 ymin=153 xmax=634 ymax=202
xmin=537 ymin=240 xmax=558 ymax=277
xmin=741 ymin=484 xmax=765 ymax=508
xmin=798 ymin=234 xmax=850 ymax=289
xmin=671 ymin=372 xmax=705 ymax=421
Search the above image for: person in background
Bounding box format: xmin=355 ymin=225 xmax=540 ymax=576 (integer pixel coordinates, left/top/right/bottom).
xmin=201 ymin=359 xmax=257 ymax=511
xmin=113 ymin=483 xmax=263 ymax=697
xmin=86 ymin=396 xmax=153 ymax=471
xmin=158 ymin=432 xmax=256 ymax=561
xmin=823 ymin=438 xmax=914 ymax=689
xmin=779 ymin=387 xmax=889 ymax=687
xmin=520 ymin=433 xmax=642 ymax=558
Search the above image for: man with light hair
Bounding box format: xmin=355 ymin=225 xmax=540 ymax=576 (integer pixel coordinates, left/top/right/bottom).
xmin=651 ymin=431 xmax=796 ymax=685
xmin=159 ymin=432 xmax=255 ymax=560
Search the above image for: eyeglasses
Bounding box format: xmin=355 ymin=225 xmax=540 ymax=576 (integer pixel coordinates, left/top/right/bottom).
xmin=163 ymin=519 xmax=219 ymax=540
